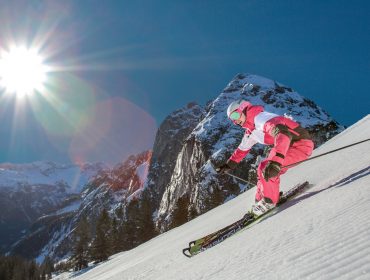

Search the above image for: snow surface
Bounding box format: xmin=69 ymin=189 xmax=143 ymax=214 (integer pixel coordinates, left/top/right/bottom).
xmin=54 ymin=115 xmax=370 ymax=280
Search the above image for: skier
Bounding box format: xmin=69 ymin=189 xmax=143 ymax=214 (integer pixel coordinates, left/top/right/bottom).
xmin=217 ymin=100 xmax=314 ymax=216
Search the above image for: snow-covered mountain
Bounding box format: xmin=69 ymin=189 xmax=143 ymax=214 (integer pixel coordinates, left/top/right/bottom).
xmin=0 ymin=162 xmax=107 ymax=254
xmin=54 ymin=114 xmax=370 ymax=280
xmin=155 ymin=73 xmax=344 ymax=232
xmin=6 ymin=151 xmax=153 ymax=262
xmin=0 ymin=161 xmax=105 ymax=193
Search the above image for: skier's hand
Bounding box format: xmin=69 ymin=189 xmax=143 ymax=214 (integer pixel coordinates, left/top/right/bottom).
xmin=216 ymin=160 xmax=237 ymax=174
xmin=262 ymin=161 xmax=281 ymax=181
xmin=216 ymin=163 xmax=231 ymax=174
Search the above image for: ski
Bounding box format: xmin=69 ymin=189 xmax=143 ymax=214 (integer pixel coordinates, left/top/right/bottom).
xmin=182 ymin=181 xmax=310 ymax=258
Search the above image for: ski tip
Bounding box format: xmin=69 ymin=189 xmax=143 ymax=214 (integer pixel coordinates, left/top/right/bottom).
xmin=182 ymin=247 xmax=193 ymax=258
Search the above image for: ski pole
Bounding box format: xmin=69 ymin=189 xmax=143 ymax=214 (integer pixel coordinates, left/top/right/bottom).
xmin=215 ymin=139 xmax=369 ymax=184
xmin=282 ymin=138 xmax=370 ymax=169
xmin=224 ymin=171 xmax=254 ymax=186
xmin=211 ymin=161 xmax=255 ymax=186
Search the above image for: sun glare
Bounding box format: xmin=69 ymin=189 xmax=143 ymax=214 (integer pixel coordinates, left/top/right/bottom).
xmin=0 ymin=46 xmax=48 ymax=97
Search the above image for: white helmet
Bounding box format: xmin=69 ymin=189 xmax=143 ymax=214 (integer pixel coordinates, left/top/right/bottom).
xmin=227 ymin=99 xmax=249 ymax=119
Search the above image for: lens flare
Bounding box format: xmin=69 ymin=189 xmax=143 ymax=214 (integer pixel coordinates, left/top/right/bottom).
xmin=69 ymin=97 xmax=157 ymax=165
xmin=30 ymin=72 xmax=97 ymax=137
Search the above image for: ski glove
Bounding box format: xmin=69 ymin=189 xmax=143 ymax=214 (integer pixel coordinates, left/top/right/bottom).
xmin=216 ymin=160 xmax=237 ymax=174
xmin=262 ymin=161 xmax=281 ymax=181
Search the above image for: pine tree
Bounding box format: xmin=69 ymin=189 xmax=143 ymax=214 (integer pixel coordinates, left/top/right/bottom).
xmin=124 ymin=199 xmax=140 ymax=248
xmin=28 ymin=260 xmax=39 ymax=280
xmin=71 ymin=216 xmax=90 ymax=271
xmin=124 ymin=198 xmax=157 ymax=248
xmin=90 ymin=208 xmax=112 ymax=263
xmin=170 ymin=194 xmax=191 ymax=229
xmin=11 ymin=262 xmax=25 ymax=280
xmin=113 ymin=204 xmax=127 ymax=251
xmin=137 ymin=198 xmax=157 ymax=242
xmin=111 ymin=217 xmax=125 ymax=254
xmin=4 ymin=255 xmax=38 ymax=280
xmin=41 ymin=256 xmax=54 ymax=279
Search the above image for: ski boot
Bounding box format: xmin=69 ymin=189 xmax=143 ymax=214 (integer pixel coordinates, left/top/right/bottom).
xmin=251 ymin=197 xmax=275 ymax=217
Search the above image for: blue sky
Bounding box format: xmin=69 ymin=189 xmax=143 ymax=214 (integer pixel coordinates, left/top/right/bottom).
xmin=0 ymin=0 xmax=369 ymax=164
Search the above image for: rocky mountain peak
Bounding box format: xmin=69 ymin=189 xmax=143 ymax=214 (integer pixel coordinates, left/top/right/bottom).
xmin=156 ymin=73 xmax=344 ymax=232
xmin=92 ymin=150 xmax=152 ymax=195
xmin=144 ymin=102 xmax=205 ymax=206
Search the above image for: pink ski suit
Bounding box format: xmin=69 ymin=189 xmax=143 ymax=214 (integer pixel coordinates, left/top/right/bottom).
xmin=228 ymin=102 xmax=314 ymax=204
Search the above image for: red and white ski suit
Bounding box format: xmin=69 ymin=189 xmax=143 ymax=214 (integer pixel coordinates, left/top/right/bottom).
xmin=229 ymin=102 xmax=314 ymax=204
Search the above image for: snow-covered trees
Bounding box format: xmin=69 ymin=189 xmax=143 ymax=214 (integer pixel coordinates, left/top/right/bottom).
xmin=71 ymin=216 xmax=90 ymax=271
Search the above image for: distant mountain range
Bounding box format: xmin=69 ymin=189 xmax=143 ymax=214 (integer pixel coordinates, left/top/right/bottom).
xmin=0 ymin=162 xmax=106 ymax=254
xmin=1 ymin=73 xmax=344 ymax=263
xmin=4 ymin=151 xmax=152 ymax=262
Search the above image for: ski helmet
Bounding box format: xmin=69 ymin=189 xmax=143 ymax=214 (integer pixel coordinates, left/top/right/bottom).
xmin=227 ymin=100 xmax=249 ymax=120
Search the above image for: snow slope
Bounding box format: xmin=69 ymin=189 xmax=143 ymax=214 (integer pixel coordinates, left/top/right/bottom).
xmin=55 ymin=115 xmax=370 ymax=280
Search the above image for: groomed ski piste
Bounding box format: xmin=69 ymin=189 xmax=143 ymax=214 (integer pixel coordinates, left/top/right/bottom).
xmin=54 ymin=115 xmax=370 ymax=280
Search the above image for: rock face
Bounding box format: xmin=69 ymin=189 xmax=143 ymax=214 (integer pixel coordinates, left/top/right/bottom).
xmin=143 ymin=103 xmax=205 ymax=210
xmin=155 ymin=73 xmax=344 ymax=232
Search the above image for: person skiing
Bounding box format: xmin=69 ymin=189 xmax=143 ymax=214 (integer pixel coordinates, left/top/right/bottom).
xmin=217 ymin=100 xmax=314 ymax=216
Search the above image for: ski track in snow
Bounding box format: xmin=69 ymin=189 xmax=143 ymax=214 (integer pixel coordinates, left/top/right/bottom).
xmin=54 ymin=115 xmax=370 ymax=280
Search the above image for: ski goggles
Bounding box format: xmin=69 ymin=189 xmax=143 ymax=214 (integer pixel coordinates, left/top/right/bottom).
xmin=229 ymin=110 xmax=242 ymax=121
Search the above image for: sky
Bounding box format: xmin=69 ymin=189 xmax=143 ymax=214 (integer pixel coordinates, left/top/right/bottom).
xmin=0 ymin=0 xmax=369 ymax=164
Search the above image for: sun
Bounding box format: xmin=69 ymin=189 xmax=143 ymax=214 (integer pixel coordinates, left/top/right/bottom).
xmin=0 ymin=46 xmax=48 ymax=97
